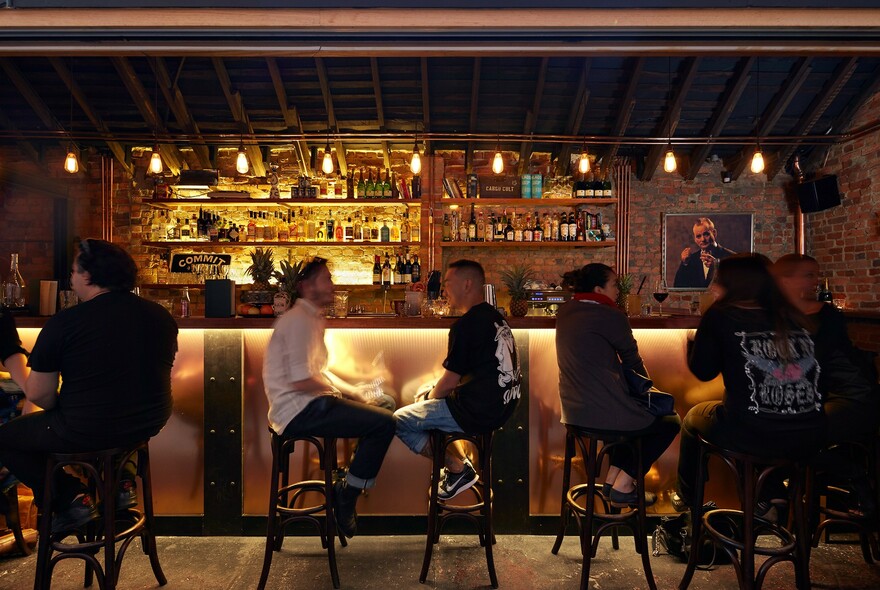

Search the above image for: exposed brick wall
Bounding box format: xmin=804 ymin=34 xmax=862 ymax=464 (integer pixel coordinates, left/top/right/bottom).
xmin=811 ymin=91 xmax=880 ymax=313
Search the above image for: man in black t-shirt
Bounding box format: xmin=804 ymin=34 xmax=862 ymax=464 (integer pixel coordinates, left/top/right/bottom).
xmin=394 ymin=259 xmax=521 ymax=500
xmin=0 ymin=239 xmax=178 ymax=533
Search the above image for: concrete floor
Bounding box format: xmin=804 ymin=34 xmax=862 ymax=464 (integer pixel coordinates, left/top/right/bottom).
xmin=1 ymin=533 xmax=879 ymax=590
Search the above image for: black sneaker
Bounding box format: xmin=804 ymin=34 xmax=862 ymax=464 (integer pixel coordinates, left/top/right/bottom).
xmin=438 ymin=460 xmax=478 ymax=501
xmin=51 ymin=493 xmax=99 ymax=534
xmin=116 ymin=478 xmax=138 ymax=511
xmin=332 ymin=480 xmax=358 ymax=539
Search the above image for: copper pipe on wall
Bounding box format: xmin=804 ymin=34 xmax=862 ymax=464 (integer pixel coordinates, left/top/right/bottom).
xmin=615 ymin=158 xmax=630 ymax=274
xmin=795 ymin=208 xmax=805 ymax=254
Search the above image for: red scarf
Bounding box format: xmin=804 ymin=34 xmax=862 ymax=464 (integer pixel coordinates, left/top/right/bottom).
xmin=572 ymin=292 xmax=618 ymax=308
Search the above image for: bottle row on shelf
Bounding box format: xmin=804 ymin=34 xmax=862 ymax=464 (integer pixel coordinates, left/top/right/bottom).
xmin=441 ymin=205 xmax=612 ymax=243
xmin=150 ymin=207 xmax=421 ymax=244
xmin=372 ymin=252 xmax=422 ymax=286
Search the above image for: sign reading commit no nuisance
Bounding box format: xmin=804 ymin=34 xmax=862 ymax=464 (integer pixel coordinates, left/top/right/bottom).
xmin=171 ymin=253 xmax=231 ymax=273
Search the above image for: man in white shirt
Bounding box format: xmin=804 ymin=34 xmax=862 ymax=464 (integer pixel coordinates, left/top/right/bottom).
xmin=263 ymin=257 xmax=395 ymax=538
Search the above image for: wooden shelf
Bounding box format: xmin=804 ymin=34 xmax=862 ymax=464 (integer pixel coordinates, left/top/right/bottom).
xmin=438 ymin=198 xmax=616 ymax=207
xmin=439 ymin=240 xmax=615 ymax=248
xmin=146 ymin=198 xmax=421 ymax=208
xmin=138 ymin=283 xmax=409 ymax=290
xmin=142 ymin=240 xmax=421 ymax=248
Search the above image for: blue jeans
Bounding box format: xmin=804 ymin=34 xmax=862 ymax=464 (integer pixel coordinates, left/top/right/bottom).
xmin=393 ymin=398 xmax=463 ymax=455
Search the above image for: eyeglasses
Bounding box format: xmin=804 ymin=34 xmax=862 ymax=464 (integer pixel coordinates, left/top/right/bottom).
xmin=297 ymin=256 xmax=328 ymax=282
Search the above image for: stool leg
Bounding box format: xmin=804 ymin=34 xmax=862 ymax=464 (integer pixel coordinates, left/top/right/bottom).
xmin=741 ymin=461 xmax=756 ymax=590
xmin=258 ymin=437 xmax=281 ymax=590
xmin=324 ymin=439 xmax=341 ymax=590
xmin=552 ymin=432 xmax=575 ymax=555
xmin=4 ymin=485 xmax=32 ymax=555
xmin=419 ymin=432 xmax=443 ymax=584
xmin=138 ymin=447 xmax=167 ymax=587
xmin=678 ymin=445 xmax=708 ymax=590
xmin=792 ymin=467 xmax=812 ymax=590
xmin=632 ymin=441 xmax=657 ymax=590
xmin=579 ymin=437 xmax=598 ymax=590
xmin=480 ymin=436 xmax=498 ymax=589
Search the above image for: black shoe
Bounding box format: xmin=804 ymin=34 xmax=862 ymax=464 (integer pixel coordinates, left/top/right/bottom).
xmin=116 ymin=478 xmax=138 ymax=511
xmin=332 ymin=480 xmax=358 ymax=539
xmin=610 ymin=487 xmax=656 ymax=508
xmin=601 ymin=483 xmax=612 ymax=498
xmin=671 ymin=491 xmax=688 ymax=513
xmin=51 ymin=493 xmax=99 ymax=534
xmin=438 ymin=460 xmax=478 ymax=501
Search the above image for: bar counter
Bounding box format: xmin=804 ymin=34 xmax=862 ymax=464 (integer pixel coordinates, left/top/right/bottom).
xmin=12 ymin=310 xmax=879 ymax=535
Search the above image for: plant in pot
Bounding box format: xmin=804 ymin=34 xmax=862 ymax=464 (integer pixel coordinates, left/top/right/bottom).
xmin=243 ymin=247 xmax=276 ymax=311
xmin=500 ymin=264 xmax=536 ymax=317
xmin=616 ymin=273 xmax=634 ymax=309
xmin=271 ymin=259 xmax=303 ymax=316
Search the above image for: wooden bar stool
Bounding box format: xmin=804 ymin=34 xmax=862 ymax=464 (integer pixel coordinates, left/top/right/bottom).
xmin=33 ymin=440 xmax=165 ymax=590
xmin=809 ymin=439 xmax=880 ymax=563
xmin=678 ymin=434 xmax=812 ymax=590
xmin=258 ymin=430 xmax=346 ymax=590
xmin=420 ymin=429 xmax=496 ymax=588
xmin=2 ymin=483 xmax=33 ymax=555
xmin=550 ymin=424 xmax=657 ymax=590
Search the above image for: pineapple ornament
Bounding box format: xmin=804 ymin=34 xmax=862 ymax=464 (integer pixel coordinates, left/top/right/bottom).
xmin=246 ymin=247 xmax=276 ymax=304
xmin=500 ymin=264 xmax=536 ymax=318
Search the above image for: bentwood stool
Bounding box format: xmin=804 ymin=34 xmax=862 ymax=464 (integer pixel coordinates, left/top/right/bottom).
xmin=258 ymin=430 xmax=347 ymax=590
xmin=678 ymin=435 xmax=812 ymax=590
xmin=3 ymin=483 xmax=34 ymax=555
xmin=551 ymin=424 xmax=657 ymax=590
xmin=809 ymin=439 xmax=880 ymax=563
xmin=420 ymin=429 xmax=497 ymax=588
xmin=34 ymin=440 xmax=165 ymax=590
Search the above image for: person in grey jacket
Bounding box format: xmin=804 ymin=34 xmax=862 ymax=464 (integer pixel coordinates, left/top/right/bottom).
xmin=556 ymin=263 xmax=680 ymax=507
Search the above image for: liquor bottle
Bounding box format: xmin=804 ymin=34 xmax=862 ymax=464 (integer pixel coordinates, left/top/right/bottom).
xmin=316 ymin=221 xmax=325 ymax=241
xmin=403 ymin=254 xmax=413 ymax=284
xmin=603 ymin=173 xmax=613 ymax=197
xmin=180 ymin=286 xmax=191 ymax=318
xmin=457 ymin=219 xmax=467 ymax=242
xmin=513 ymin=211 xmax=524 ymax=242
xmin=288 ymin=212 xmax=298 ymax=242
xmin=568 ymin=212 xmax=578 ymax=241
xmin=334 ymin=211 xmax=345 ymax=242
xmin=484 ymin=213 xmax=494 ymax=242
xmin=356 ymin=168 xmax=366 ymax=200
xmin=354 ymin=216 xmax=363 ymax=242
xmin=401 ymin=212 xmax=411 ymax=242
xmin=372 ymin=255 xmax=382 ymax=285
xmin=533 ymin=213 xmax=543 ymax=242
xmin=380 ymin=219 xmax=390 ymax=242
xmin=366 ymin=169 xmax=376 ymax=198
xmin=585 ymin=173 xmax=595 ymax=198
xmin=818 ymin=278 xmax=833 ymax=303
xmin=495 ymin=212 xmax=506 ymax=241
xmin=346 ymin=173 xmax=354 ymax=200
xmin=523 ymin=213 xmax=533 ymax=242
xmin=171 ymin=217 xmax=182 ymax=240
xmin=394 ymin=255 xmax=403 ymax=284
xmin=277 ymin=213 xmax=290 ymax=241
xmin=247 ymin=212 xmax=257 ymax=242
xmin=228 ymin=223 xmax=240 ymax=243
xmin=383 ymin=169 xmax=393 ymax=198
xmin=468 ymin=204 xmax=477 ymax=241
xmin=594 ymin=173 xmax=605 ymax=197
xmin=476 ymin=211 xmax=485 ymax=242
xmin=504 ymin=214 xmax=515 ymax=242
xmin=306 ymin=210 xmax=317 ymax=241
xmin=390 ymin=217 xmax=401 ymax=242
xmin=411 ymin=255 xmax=421 ymax=284
xmin=326 ymin=211 xmax=335 ymax=242
xmin=217 ymin=217 xmax=228 ymax=242
xmin=411 ymin=175 xmax=421 ymax=199
xmin=560 ymin=212 xmax=570 ymax=242
xmin=371 ymin=216 xmax=380 ymax=242
xmin=442 ymin=214 xmax=451 ymax=241
xmin=390 ymin=170 xmax=399 ymax=199
xmin=344 ymin=217 xmax=354 ymax=242
xmin=381 ymin=253 xmax=393 ymax=285
xmin=4 ymin=253 xmax=26 ymax=307
xmin=179 ymin=215 xmax=191 ymax=241
xmin=411 ymin=212 xmax=420 ymax=242
xmin=574 ymin=176 xmax=588 ymax=198
xmin=151 ymin=210 xmax=165 ymax=241
xmin=253 ymin=212 xmax=264 ymax=242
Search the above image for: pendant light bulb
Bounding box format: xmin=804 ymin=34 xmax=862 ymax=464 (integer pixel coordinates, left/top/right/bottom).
xmin=492 ymin=150 xmax=504 ymax=175
xmin=750 ymin=146 xmax=765 ymax=174
xmin=578 ymin=151 xmax=590 ymax=175
xmin=663 ymin=146 xmax=677 ymax=174
xmin=64 ymin=150 xmax=79 ymax=174
xmin=149 ymin=148 xmax=163 ymax=175
xmin=410 ymin=142 xmax=422 ymax=175
xmin=322 ymin=146 xmax=334 ymax=175
xmin=235 ymin=144 xmax=249 ymax=175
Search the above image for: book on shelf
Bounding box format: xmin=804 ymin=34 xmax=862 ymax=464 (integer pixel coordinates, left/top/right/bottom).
xmin=442 ymin=177 xmax=463 ymax=199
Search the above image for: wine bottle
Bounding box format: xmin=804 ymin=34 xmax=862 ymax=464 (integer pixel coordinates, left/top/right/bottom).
xmin=411 ymin=254 xmax=421 ymax=283
xmin=468 ymin=204 xmax=477 ymax=241
xmin=372 ymin=255 xmax=382 ymax=285
xmin=366 ymin=169 xmax=375 ymax=198
xmin=357 ymin=168 xmax=366 ymax=199
xmin=382 ymin=253 xmax=393 ymax=285
xmin=383 ymin=169 xmax=393 ymax=198
xmin=818 ymin=278 xmax=834 ymax=303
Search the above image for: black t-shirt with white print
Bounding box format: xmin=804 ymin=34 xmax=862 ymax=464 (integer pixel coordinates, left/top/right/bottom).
xmin=443 ymin=302 xmax=521 ymax=434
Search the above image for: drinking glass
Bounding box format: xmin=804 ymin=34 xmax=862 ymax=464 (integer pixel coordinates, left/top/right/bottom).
xmin=652 ymin=280 xmax=669 ymax=316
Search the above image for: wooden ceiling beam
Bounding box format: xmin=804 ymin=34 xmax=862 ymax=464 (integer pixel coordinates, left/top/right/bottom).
xmin=315 ymin=57 xmax=347 ymax=177
xmin=518 ymin=57 xmax=549 ymax=176
xmin=767 ymin=57 xmax=858 ymax=181
xmin=804 ymin=63 xmax=880 ymax=173
xmin=148 ymin=57 xmax=212 ymax=170
xmin=110 ymin=56 xmax=183 ymax=175
xmin=465 ymin=57 xmax=481 ymax=174
xmin=685 ymin=56 xmax=755 ymax=180
xmin=641 ymin=57 xmax=701 ymax=182
xmin=603 ymin=57 xmax=645 ymax=165
xmin=266 ymin=57 xmax=310 ymax=177
xmin=555 ymin=58 xmax=592 ymax=177
xmin=0 ymin=105 xmax=42 ymax=165
xmin=730 ymin=57 xmax=813 ymax=180
xmin=370 ymin=58 xmax=392 ymax=172
xmin=212 ymin=57 xmax=266 ymax=178
xmin=49 ymin=58 xmax=132 ymax=176
xmin=0 ymin=60 xmax=71 ymax=157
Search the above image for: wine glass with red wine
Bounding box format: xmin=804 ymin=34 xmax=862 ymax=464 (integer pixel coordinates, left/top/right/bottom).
xmin=653 ymin=280 xmax=669 ymax=316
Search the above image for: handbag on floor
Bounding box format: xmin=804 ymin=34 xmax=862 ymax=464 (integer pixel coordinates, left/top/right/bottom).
xmin=651 ymin=501 xmax=732 ymax=568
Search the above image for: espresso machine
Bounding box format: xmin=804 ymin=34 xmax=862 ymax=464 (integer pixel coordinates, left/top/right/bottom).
xmin=526 ymin=289 xmax=570 ymax=316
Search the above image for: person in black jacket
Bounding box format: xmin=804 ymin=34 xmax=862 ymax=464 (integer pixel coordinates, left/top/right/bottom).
xmin=673 ymin=218 xmax=736 ymax=289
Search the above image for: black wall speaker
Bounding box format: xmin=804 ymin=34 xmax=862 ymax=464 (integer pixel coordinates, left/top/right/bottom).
xmin=797 ymin=175 xmax=841 ymax=213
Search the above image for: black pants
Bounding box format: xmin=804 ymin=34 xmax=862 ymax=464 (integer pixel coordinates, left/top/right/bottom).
xmin=281 ymin=395 xmax=395 ymax=489
xmin=0 ymin=410 xmax=150 ymax=509
xmin=606 ymin=413 xmax=682 ymax=479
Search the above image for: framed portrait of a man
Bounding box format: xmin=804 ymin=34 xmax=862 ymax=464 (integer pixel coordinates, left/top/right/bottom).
xmin=663 ymin=213 xmax=754 ymax=291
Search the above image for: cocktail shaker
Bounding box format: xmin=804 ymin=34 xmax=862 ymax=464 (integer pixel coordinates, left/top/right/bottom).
xmin=483 ymin=284 xmax=497 ymax=308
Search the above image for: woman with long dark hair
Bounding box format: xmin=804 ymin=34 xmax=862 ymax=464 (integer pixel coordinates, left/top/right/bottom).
xmin=557 ymin=263 xmax=680 ymax=506
xmin=676 ymin=253 xmax=825 ymax=509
